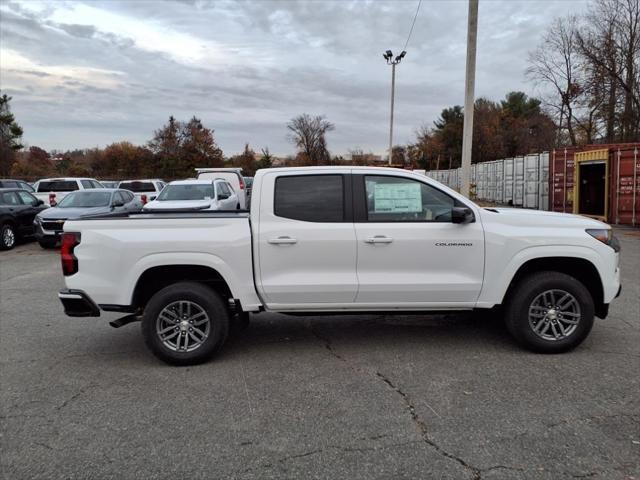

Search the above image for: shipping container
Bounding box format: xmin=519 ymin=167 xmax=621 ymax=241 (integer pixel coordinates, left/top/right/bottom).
xmin=550 ymin=143 xmax=639 ymax=226
xmin=514 ymin=156 xmax=525 ymax=206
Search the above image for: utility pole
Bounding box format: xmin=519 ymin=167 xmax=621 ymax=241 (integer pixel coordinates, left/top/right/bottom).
xmin=460 ymin=0 xmax=479 ymax=197
xmin=383 ymin=50 xmax=406 ymax=165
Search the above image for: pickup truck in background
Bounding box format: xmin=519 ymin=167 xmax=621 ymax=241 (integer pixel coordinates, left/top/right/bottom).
xmin=33 ymin=177 xmax=105 ymax=206
xmin=117 ymin=179 xmax=166 ymax=205
xmin=58 ymin=167 xmax=621 ymax=365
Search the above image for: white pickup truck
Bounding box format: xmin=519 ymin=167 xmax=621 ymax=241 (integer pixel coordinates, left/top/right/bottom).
xmin=58 ymin=167 xmax=621 ymax=365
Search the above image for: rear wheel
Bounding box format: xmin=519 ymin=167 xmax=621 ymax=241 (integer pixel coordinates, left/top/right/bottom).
xmin=141 ymin=282 xmax=229 ymax=365
xmin=1 ymin=223 xmax=16 ymax=250
xmin=505 ymin=271 xmax=594 ymax=353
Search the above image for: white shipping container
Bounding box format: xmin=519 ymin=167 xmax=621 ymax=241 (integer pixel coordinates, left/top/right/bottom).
xmin=514 ymin=156 xmax=525 ymax=206
xmin=504 ymin=158 xmax=514 ymax=205
xmin=524 ymin=154 xmax=540 ymax=209
xmin=495 ymin=159 xmax=504 ymax=203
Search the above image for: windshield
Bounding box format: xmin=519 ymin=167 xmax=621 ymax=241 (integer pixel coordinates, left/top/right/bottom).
xmin=57 ymin=191 xmax=112 ymax=208
xmin=156 ymin=184 xmax=214 ymax=201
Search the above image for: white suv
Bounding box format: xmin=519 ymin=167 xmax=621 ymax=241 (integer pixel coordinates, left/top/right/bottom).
xmin=117 ymin=179 xmax=166 ymax=204
xmin=143 ymin=179 xmax=239 ymax=211
xmin=195 ymin=168 xmax=247 ymax=209
xmin=33 ymin=178 xmax=104 ymax=206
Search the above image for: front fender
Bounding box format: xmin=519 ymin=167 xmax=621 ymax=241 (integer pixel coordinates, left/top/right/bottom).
xmin=476 ymin=245 xmax=608 ymax=307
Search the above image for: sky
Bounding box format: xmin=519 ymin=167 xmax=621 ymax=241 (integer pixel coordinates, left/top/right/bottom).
xmin=0 ymin=0 xmax=588 ymax=157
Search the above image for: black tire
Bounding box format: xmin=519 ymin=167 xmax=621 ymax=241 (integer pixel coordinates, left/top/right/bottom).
xmin=0 ymin=223 xmax=16 ymax=250
xmin=38 ymin=238 xmax=57 ymax=249
xmin=141 ymin=282 xmax=229 ymax=365
xmin=505 ymin=271 xmax=594 ymax=353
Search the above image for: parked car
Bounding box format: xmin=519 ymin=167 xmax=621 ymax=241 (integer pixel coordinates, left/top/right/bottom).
xmin=58 ymin=166 xmax=621 ymax=365
xmin=33 ymin=178 xmax=104 ymax=206
xmin=143 ymin=179 xmax=239 ymax=211
xmin=0 ymin=188 xmax=48 ymax=250
xmin=195 ymin=168 xmax=247 ymax=209
xmin=117 ymin=179 xmax=165 ymax=204
xmin=0 ymin=179 xmax=35 ymax=192
xmin=35 ymin=189 xmax=142 ymax=248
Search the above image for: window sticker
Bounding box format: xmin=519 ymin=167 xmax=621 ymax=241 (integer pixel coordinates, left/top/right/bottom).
xmin=374 ymin=183 xmax=422 ymax=213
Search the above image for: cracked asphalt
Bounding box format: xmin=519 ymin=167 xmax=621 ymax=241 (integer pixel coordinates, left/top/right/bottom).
xmin=1 ymin=227 xmax=639 ymax=479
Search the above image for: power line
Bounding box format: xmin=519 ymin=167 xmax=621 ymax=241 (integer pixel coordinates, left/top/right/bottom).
xmin=403 ymin=0 xmax=422 ymax=52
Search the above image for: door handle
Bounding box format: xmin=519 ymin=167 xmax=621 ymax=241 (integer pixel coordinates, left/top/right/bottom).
xmin=364 ymin=235 xmax=393 ymax=244
xmin=268 ymin=236 xmax=298 ymax=245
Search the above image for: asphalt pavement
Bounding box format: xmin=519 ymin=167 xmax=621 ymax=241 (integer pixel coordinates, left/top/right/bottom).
xmin=1 ymin=228 xmax=639 ymax=479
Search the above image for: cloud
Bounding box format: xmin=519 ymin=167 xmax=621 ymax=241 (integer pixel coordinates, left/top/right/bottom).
xmin=0 ymin=0 xmax=588 ymax=156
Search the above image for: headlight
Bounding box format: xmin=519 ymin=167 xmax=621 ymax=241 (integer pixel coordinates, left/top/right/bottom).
xmin=586 ymin=229 xmax=620 ymax=252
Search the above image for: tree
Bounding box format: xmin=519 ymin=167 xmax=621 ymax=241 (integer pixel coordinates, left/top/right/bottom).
xmin=577 ymin=0 xmax=640 ymax=142
xmin=102 ymin=142 xmax=153 ymax=178
xmin=391 ymin=145 xmax=407 ymax=165
xmin=287 ymin=114 xmax=334 ymax=165
xmin=149 ymin=116 xmax=223 ymax=178
xmin=527 ymin=16 xmax=584 ymax=146
xmin=10 ymin=146 xmax=53 ymax=178
xmin=0 ymin=92 xmax=24 ymax=176
xmin=433 ymin=106 xmax=464 ymax=167
xmin=472 ymin=98 xmax=505 ymax=163
xmin=256 ymin=147 xmax=273 ymax=170
xmin=231 ymin=143 xmax=257 ymax=176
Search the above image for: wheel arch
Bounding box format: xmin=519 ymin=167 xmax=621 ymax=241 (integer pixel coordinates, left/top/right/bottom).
xmin=501 ymin=257 xmax=605 ymax=318
xmin=132 ymin=264 xmax=234 ymax=310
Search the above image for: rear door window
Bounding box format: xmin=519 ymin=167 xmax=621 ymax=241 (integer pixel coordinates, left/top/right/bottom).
xmin=37 ymin=181 xmax=79 ymax=192
xmin=274 ymin=175 xmax=344 ymax=222
xmin=1 ymin=192 xmax=20 ymax=205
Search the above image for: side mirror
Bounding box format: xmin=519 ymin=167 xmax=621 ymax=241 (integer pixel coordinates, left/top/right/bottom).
xmin=36 ymin=199 xmax=44 ymax=206
xmin=452 ymin=206 xmax=474 ymax=224
xmin=218 ymin=193 xmax=229 ymax=200
xmin=112 ymin=200 xmax=125 ymax=208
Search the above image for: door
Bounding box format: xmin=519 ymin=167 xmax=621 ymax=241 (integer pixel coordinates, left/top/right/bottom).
xmin=578 ymin=162 xmax=606 ymax=216
xmin=5 ymin=191 xmax=33 ymax=235
xmin=257 ymin=172 xmax=358 ymax=307
xmin=353 ymin=174 xmax=484 ymax=307
xmin=216 ymin=182 xmax=236 ymax=210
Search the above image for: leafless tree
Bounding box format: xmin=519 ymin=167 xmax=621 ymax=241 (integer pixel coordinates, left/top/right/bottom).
xmin=287 ymin=114 xmax=334 ymax=165
xmin=527 ymin=16 xmax=584 ymax=146
xmin=577 ymin=0 xmax=640 ymax=142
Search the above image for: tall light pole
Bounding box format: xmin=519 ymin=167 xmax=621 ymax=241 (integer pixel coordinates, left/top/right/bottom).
xmin=383 ymin=50 xmax=406 ymax=165
xmin=460 ymin=0 xmax=479 ymax=197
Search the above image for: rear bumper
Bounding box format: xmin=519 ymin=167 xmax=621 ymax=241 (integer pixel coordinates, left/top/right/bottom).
xmin=59 ymin=289 xmax=100 ymax=317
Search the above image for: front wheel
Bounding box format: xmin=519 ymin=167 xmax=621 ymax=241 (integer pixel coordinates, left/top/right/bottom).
xmin=141 ymin=282 xmax=230 ymax=365
xmin=1 ymin=223 xmax=16 ymax=250
xmin=505 ymin=271 xmax=594 ymax=353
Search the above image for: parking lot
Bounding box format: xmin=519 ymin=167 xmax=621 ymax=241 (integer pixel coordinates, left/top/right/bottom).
xmin=0 ymin=228 xmax=638 ymax=480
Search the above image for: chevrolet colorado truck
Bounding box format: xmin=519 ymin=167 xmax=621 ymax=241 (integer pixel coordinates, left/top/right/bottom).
xmin=57 ymin=167 xmax=621 ymax=365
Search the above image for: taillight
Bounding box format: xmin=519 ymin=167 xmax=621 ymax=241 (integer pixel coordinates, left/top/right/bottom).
xmin=141 ymin=194 xmax=148 ymax=205
xmin=239 ymin=177 xmax=245 ymax=190
xmin=61 ymin=232 xmax=81 ymax=276
xmin=49 ymin=193 xmax=57 ymax=206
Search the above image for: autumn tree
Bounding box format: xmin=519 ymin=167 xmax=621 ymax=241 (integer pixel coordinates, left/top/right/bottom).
xmin=230 ymin=143 xmax=257 ymax=176
xmin=287 ymin=114 xmax=334 ymax=165
xmin=0 ymin=92 xmax=24 ymax=176
xmin=433 ymin=106 xmax=464 ymax=168
xmin=101 ymin=142 xmax=153 ymax=178
xmin=11 ymin=146 xmax=53 ymax=178
xmin=149 ymin=116 xmax=223 ymax=178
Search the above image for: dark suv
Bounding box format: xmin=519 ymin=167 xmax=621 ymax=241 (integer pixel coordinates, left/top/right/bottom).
xmin=0 ymin=188 xmax=47 ymax=250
